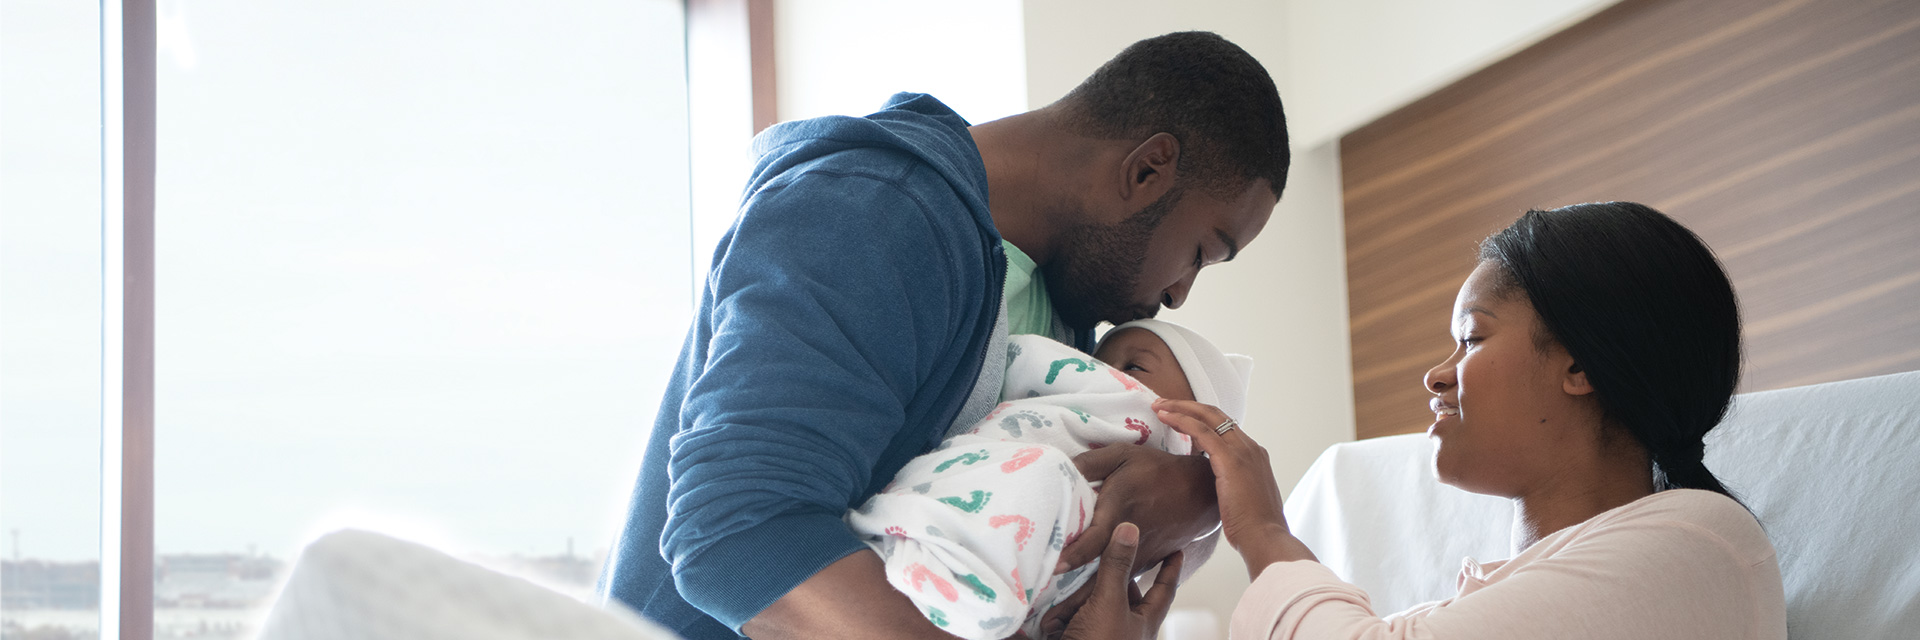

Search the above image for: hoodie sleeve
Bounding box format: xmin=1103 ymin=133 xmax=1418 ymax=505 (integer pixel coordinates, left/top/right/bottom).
xmin=662 ymin=167 xmax=975 ymax=630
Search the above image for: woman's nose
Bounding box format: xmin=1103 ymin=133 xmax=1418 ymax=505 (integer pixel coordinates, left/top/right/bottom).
xmin=1424 ymin=358 xmax=1455 ymax=394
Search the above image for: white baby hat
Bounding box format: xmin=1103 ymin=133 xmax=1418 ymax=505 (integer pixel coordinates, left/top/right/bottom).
xmin=1097 ymin=319 xmax=1255 ymax=421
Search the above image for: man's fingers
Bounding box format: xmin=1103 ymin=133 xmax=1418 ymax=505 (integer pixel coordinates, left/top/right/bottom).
xmin=1141 ymin=551 xmax=1184 ymax=613
xmin=1038 ymin=579 xmax=1092 ymax=632
xmin=1055 ymin=520 xmax=1111 ymax=574
xmin=1070 ymin=444 xmax=1134 ymax=483
xmin=1137 ymin=552 xmax=1184 ymax=633
xmin=1090 ymin=522 xmax=1141 ymax=599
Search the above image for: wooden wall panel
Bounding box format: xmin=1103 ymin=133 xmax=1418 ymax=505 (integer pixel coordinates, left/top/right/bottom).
xmin=1340 ymin=0 xmax=1920 ymax=440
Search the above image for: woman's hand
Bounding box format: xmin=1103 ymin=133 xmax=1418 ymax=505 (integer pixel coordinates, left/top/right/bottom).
xmin=1053 ymin=523 xmax=1181 ymax=640
xmin=1154 ymin=399 xmax=1316 ymax=578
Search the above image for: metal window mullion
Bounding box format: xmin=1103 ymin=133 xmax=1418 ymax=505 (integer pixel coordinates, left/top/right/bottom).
xmin=101 ymin=0 xmax=155 ymax=638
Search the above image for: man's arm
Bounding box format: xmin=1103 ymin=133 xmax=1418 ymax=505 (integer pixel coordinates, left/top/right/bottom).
xmin=660 ymin=171 xmax=991 ymax=632
xmin=742 ymin=551 xmax=959 ymax=640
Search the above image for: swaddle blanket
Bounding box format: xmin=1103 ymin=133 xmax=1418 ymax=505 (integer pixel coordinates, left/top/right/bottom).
xmin=847 ymin=334 xmax=1191 ymax=640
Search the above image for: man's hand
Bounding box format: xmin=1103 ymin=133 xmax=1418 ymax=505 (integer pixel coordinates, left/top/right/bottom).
xmin=1055 ymin=523 xmax=1182 ymax=640
xmin=1055 ymin=444 xmax=1218 ymax=576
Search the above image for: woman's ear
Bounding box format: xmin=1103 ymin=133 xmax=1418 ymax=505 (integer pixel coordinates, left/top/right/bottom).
xmin=1563 ymin=362 xmax=1596 ymax=396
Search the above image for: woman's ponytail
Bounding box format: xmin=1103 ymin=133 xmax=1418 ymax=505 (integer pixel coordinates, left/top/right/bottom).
xmin=1652 ymin=441 xmax=1732 ymax=496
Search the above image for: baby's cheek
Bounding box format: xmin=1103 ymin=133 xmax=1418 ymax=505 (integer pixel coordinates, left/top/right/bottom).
xmin=1155 ymin=375 xmax=1197 ymax=402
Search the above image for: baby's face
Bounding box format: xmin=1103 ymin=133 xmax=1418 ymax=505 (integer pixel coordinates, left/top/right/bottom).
xmin=1092 ymin=328 xmax=1196 ymax=402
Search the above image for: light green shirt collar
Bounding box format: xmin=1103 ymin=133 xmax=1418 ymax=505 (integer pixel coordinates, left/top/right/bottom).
xmin=1001 ymin=240 xmax=1055 ymax=337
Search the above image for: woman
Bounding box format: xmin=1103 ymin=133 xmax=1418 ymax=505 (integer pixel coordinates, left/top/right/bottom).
xmin=1060 ymin=202 xmax=1787 ymax=639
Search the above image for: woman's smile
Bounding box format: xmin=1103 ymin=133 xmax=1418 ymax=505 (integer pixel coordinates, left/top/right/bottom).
xmin=1428 ymin=397 xmax=1460 ymax=435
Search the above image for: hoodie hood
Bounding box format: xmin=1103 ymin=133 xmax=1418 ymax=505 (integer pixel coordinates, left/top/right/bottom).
xmin=744 ymin=93 xmax=997 ymax=240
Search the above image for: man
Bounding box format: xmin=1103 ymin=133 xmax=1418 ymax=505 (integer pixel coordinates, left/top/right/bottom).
xmin=601 ymin=31 xmax=1289 ymax=640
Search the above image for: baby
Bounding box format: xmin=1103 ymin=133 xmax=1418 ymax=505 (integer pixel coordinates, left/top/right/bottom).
xmin=847 ymin=319 xmax=1253 ymax=640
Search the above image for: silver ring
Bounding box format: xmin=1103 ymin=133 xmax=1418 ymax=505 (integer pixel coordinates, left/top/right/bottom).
xmin=1214 ymin=418 xmax=1238 ymax=435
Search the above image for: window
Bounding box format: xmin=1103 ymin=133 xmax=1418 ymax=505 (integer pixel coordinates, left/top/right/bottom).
xmin=4 ymin=2 xmax=693 ymax=638
xmin=1 ymin=2 xmax=107 ymax=638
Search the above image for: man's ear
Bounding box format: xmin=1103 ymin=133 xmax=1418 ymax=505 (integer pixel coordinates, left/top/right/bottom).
xmin=1563 ymin=361 xmax=1596 ymax=396
xmin=1118 ymin=132 xmax=1180 ymax=203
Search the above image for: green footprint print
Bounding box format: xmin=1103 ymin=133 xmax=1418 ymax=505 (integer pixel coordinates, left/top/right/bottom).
xmin=1044 ymin=358 xmax=1097 ymax=384
xmin=937 ymin=490 xmax=992 ymax=513
xmin=958 ymin=573 xmax=996 ymax=602
xmin=934 ymin=449 xmax=991 ymax=473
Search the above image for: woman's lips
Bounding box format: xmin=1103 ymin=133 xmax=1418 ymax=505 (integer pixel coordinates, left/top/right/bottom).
xmin=1428 ymin=399 xmax=1458 ymax=436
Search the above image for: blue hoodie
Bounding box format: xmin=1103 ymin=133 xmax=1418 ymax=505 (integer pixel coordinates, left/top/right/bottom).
xmin=600 ymin=93 xmax=1089 ymax=639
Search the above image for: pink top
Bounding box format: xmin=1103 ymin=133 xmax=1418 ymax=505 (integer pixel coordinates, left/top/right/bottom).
xmin=1230 ymin=489 xmax=1786 ymax=640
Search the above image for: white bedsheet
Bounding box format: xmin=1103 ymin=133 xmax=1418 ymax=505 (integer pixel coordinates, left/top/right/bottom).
xmin=1280 ymin=432 xmax=1509 ymax=615
xmin=257 ymin=529 xmax=679 ymax=640
xmin=1283 ymin=369 xmax=1920 ymax=638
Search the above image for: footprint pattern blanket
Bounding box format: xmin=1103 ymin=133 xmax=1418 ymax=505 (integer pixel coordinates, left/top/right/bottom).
xmin=846 ymin=334 xmax=1192 ymax=640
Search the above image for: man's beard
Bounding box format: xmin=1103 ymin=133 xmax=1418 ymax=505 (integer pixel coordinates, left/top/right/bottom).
xmin=1043 ymin=187 xmax=1184 ymax=330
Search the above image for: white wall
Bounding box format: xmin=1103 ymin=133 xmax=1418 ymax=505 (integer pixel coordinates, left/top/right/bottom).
xmin=1019 ymin=0 xmax=1289 ymax=110
xmin=1286 ymin=0 xmax=1619 ymax=148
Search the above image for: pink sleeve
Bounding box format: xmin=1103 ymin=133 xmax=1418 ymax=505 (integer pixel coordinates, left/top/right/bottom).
xmin=1228 ymin=517 xmax=1778 ymax=640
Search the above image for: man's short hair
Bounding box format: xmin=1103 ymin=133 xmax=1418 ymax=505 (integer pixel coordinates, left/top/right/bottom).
xmin=1057 ymin=31 xmax=1289 ymax=200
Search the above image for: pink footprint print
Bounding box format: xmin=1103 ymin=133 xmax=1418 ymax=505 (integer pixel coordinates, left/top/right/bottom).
xmin=1011 ymin=567 xmax=1028 ymax=605
xmin=1001 ymin=447 xmax=1044 ymax=473
xmin=1107 ymin=367 xmax=1145 ymax=392
xmin=885 ymin=526 xmax=908 ymax=538
xmin=989 ymin=514 xmax=1035 ymax=550
xmin=1062 ymin=505 xmax=1088 ymax=548
xmin=908 ymin=564 xmax=959 ymax=602
xmin=1123 ymin=418 xmax=1151 ymax=445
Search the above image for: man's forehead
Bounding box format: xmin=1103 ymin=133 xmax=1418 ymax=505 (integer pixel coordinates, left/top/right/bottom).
xmin=1213 ymin=180 xmax=1277 ymax=243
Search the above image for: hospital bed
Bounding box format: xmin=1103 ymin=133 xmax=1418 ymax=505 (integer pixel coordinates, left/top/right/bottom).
xmin=256 ymin=370 xmax=1919 ymax=639
xmin=1285 ymin=369 xmax=1920 ymax=639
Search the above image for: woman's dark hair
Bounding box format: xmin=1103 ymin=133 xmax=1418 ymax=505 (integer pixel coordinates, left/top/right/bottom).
xmin=1479 ymin=202 xmax=1744 ymax=503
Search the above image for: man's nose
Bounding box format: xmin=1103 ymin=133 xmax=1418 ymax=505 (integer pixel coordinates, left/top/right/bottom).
xmin=1161 ymin=274 xmax=1195 ymax=310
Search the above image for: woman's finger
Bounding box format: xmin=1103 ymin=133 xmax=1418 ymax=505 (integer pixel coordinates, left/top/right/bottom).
xmin=1152 ymin=404 xmax=1232 ymax=458
xmin=1155 ymin=398 xmax=1262 ymax=453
